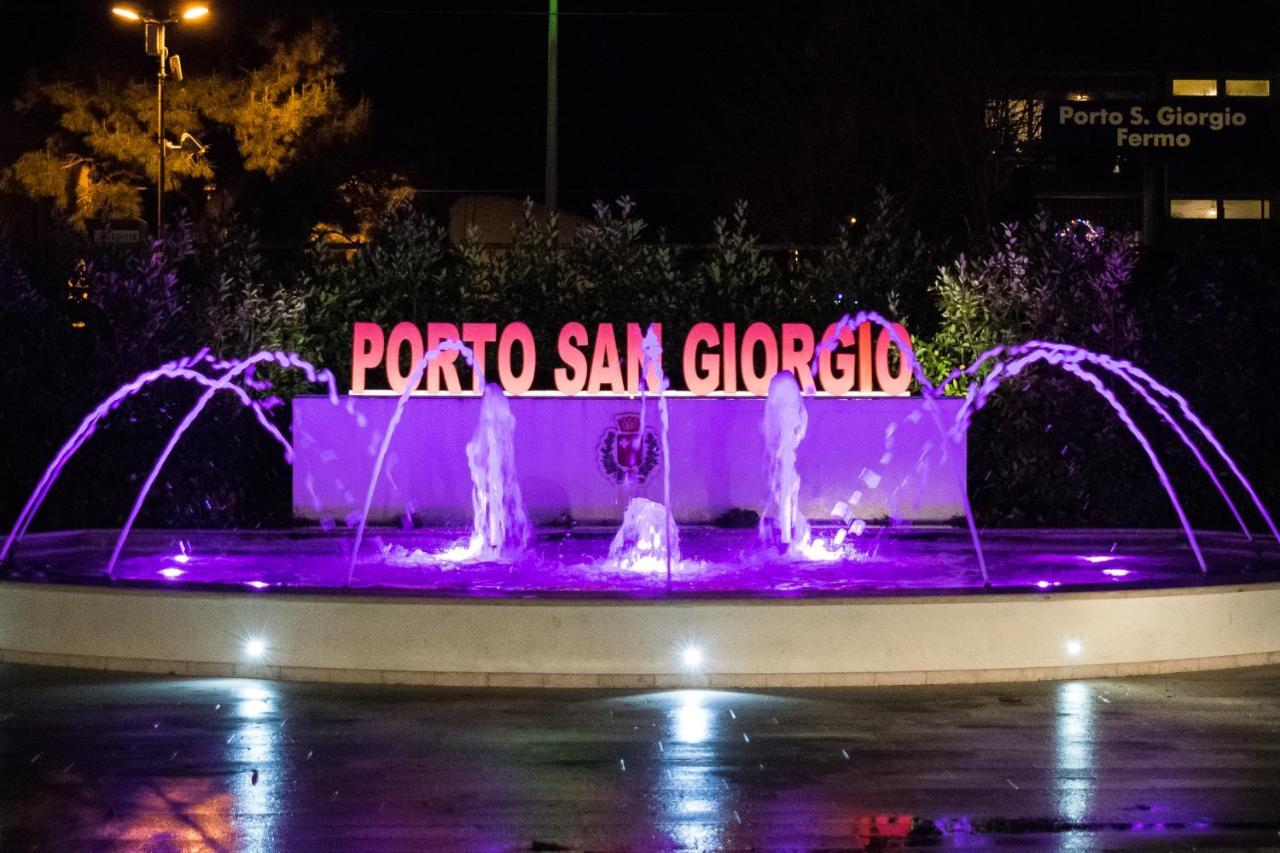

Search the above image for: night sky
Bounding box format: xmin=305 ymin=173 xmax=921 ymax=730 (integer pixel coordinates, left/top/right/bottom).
xmin=1 ymin=1 xmax=1276 ymax=239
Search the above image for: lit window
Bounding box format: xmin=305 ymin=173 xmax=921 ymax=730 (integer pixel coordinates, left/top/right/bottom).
xmin=984 ymin=98 xmax=1043 ymax=150
xmin=1225 ymin=79 xmax=1270 ymax=97
xmin=1172 ymin=79 xmax=1218 ymax=97
xmin=1170 ymin=199 xmax=1218 ymax=219
xmin=1223 ymin=199 xmax=1266 ymax=220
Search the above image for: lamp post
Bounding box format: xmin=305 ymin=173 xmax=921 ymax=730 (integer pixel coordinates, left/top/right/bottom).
xmin=110 ymin=4 xmax=209 ymax=237
xmin=545 ymin=0 xmax=558 ymax=213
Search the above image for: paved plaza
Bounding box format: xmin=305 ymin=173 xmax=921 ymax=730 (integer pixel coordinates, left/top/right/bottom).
xmin=2 ymin=663 xmax=1279 ymax=850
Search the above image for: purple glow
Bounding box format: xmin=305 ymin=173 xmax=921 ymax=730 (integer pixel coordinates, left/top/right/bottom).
xmin=347 ymin=338 xmax=479 ymax=583
xmin=0 ymin=350 xmax=311 ymax=563
xmin=814 ymin=311 xmax=989 ymax=585
xmin=107 ymin=350 xmax=338 ymax=577
xmin=7 ymin=323 xmax=1278 ymax=600
xmin=31 ymin=527 xmax=1271 ymax=598
xmin=955 ymin=346 xmax=1208 ymax=573
xmin=946 ymin=339 xmax=1280 ymax=571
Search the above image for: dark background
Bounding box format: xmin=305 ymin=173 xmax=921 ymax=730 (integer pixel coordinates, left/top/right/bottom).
xmin=3 ymin=0 xmax=1276 ymax=241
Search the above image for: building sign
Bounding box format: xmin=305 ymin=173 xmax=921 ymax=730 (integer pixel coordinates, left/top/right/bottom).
xmin=87 ymin=219 xmax=150 ymax=245
xmin=1045 ymin=100 xmax=1272 ymax=154
xmin=350 ymin=321 xmax=914 ymax=396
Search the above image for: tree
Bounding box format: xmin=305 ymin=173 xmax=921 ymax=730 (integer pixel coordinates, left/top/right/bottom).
xmin=4 ymin=21 xmax=367 ymax=226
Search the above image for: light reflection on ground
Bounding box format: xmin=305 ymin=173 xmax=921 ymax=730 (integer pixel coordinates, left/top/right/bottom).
xmin=3 ymin=667 xmax=1279 ymax=849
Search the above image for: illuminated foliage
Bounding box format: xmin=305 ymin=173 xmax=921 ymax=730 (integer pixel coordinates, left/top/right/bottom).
xmin=198 ymin=22 xmax=368 ymax=178
xmin=4 ymin=22 xmax=366 ymax=226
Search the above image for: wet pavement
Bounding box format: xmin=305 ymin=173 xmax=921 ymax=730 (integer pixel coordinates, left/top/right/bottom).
xmin=1 ymin=664 xmax=1279 ymax=850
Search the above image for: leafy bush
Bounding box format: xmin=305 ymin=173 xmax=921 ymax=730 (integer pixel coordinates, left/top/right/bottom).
xmin=0 ymin=195 xmax=1274 ymax=533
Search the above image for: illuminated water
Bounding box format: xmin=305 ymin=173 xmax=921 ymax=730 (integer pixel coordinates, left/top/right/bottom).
xmin=4 ymin=312 xmax=1278 ymax=596
xmin=759 ymin=371 xmax=810 ymax=554
xmin=8 ymin=527 xmax=1277 ymax=597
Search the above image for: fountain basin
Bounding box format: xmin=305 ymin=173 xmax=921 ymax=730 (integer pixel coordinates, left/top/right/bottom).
xmin=3 ymin=527 xmax=1278 ymax=686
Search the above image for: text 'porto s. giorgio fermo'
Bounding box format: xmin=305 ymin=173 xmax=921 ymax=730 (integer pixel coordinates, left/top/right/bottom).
xmin=350 ymin=320 xmax=913 ymax=396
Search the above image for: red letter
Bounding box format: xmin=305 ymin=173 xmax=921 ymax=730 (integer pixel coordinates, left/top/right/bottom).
xmin=780 ymin=323 xmax=816 ymax=392
xmin=857 ymin=322 xmax=873 ymax=392
xmin=462 ymin=323 xmax=498 ymax=392
xmin=587 ymin=323 xmax=625 ymax=393
xmin=817 ymin=322 xmax=856 ymax=394
xmin=875 ymin=324 xmax=914 ymax=395
xmin=351 ymin=322 xmax=384 ymax=394
xmin=740 ymin=322 xmax=779 ymax=396
xmin=498 ymin=322 xmax=536 ymax=394
xmin=554 ymin=322 xmax=589 ymax=394
xmin=722 ymin=323 xmax=738 ymax=394
xmin=385 ymin=322 xmax=423 ymax=395
xmin=683 ymin=323 xmax=721 ymax=396
xmin=426 ymin=322 xmax=463 ymax=393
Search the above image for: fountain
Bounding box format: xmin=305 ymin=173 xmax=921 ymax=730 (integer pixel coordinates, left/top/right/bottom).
xmin=758 ymin=371 xmax=810 ymax=555
xmin=463 ymin=383 xmax=531 ymax=560
xmin=3 ymin=314 xmax=1279 ymax=687
xmin=608 ymin=497 xmax=681 ymax=573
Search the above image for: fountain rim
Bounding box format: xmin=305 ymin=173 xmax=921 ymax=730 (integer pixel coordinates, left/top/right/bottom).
xmin=2 ymin=566 xmax=1280 ymax=688
xmin=5 ymin=525 xmax=1279 ymax=603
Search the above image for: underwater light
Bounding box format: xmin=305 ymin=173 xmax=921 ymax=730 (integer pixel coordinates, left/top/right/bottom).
xmin=681 ymin=645 xmax=704 ymax=671
xmin=1065 ymin=639 xmax=1083 ymax=657
xmin=158 ymin=567 xmax=185 ymax=580
xmin=244 ymin=638 xmax=266 ymax=659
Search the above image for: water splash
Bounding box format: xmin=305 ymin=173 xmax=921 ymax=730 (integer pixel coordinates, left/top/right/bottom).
xmin=953 ymin=345 xmax=1207 ymax=572
xmin=462 ymin=383 xmax=531 ymax=559
xmin=105 ymin=351 xmax=339 ymax=576
xmin=638 ymin=325 xmax=677 ymax=586
xmin=812 ymin=311 xmax=989 ymax=584
xmin=2 ymin=350 xmax=331 ymax=565
xmin=347 ymin=339 xmax=478 ymax=583
xmin=759 ymin=371 xmax=811 ymax=554
xmin=942 ymin=339 xmax=1280 ymax=570
xmin=1023 ymin=343 xmax=1276 ymax=543
xmin=609 ymin=497 xmax=681 ymax=573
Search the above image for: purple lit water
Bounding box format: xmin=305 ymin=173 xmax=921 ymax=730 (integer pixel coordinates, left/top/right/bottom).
xmin=8 ymin=527 xmax=1278 ymax=598
xmin=5 ymin=313 xmax=1279 ymax=596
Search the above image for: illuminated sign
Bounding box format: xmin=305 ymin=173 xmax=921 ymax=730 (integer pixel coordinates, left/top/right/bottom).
xmin=350 ymin=321 xmax=914 ymax=396
xmin=1045 ymin=100 xmax=1273 ymax=153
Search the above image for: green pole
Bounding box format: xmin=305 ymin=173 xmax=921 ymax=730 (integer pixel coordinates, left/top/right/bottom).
xmin=545 ymin=0 xmax=558 ymax=212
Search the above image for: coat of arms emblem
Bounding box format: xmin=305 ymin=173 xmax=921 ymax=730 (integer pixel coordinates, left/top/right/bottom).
xmin=598 ymin=412 xmax=660 ymax=484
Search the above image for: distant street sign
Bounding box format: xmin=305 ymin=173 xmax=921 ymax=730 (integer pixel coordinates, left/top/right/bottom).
xmin=1044 ymin=100 xmax=1274 ymax=156
xmin=88 ymin=219 xmax=150 ymax=246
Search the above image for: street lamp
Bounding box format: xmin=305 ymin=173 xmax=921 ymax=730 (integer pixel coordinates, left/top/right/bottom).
xmin=110 ymin=4 xmax=210 ymax=236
